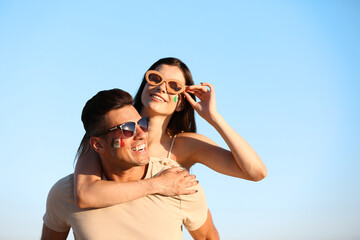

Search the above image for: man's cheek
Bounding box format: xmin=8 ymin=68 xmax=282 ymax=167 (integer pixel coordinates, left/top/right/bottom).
xmin=111 ymin=138 xmax=125 ymax=148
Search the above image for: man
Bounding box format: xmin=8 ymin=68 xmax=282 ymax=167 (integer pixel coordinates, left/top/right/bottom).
xmin=41 ymin=88 xmax=219 ymax=240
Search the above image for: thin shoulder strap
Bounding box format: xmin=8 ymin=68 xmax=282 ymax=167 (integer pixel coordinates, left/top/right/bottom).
xmin=167 ymin=134 xmax=177 ymax=159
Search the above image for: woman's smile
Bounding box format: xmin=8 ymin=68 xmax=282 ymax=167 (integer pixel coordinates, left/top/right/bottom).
xmin=151 ymin=93 xmax=167 ymax=102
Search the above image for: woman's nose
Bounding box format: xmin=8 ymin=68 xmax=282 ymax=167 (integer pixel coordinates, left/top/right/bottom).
xmin=157 ymin=81 xmax=167 ymax=93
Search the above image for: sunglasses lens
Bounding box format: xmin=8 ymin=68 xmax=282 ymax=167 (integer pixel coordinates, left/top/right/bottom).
xmin=148 ymin=73 xmax=162 ymax=85
xmin=168 ymin=81 xmax=183 ymax=93
xmin=138 ymin=117 xmax=149 ymax=132
xmin=121 ymin=122 xmax=136 ymax=138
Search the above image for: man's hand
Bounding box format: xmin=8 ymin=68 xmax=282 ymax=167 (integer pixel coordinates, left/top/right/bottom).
xmin=153 ymin=167 xmax=199 ymax=196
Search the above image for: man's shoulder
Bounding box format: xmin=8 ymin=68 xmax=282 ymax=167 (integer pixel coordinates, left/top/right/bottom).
xmin=47 ymin=174 xmax=75 ymax=202
xmin=147 ymin=157 xmax=182 ymax=177
xmin=51 ymin=174 xmax=74 ymax=189
xmin=147 ymin=158 xmax=167 ymax=178
xmin=148 ymin=157 xmax=206 ymax=202
xmin=43 ymin=174 xmax=75 ymax=233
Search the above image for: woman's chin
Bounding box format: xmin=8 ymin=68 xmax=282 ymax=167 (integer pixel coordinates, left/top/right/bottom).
xmin=143 ymin=103 xmax=174 ymax=117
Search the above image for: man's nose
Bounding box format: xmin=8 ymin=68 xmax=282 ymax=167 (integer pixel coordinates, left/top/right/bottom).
xmin=133 ymin=125 xmax=146 ymax=140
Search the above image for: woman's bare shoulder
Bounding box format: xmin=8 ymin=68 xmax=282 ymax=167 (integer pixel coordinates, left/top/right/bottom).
xmin=173 ymin=132 xmax=218 ymax=157
xmin=173 ymin=132 xmax=220 ymax=168
xmin=176 ymin=132 xmax=216 ymax=144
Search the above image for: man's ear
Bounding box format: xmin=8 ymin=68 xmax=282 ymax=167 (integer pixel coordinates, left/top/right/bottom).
xmin=175 ymin=94 xmax=185 ymax=112
xmin=90 ymin=137 xmax=106 ymax=153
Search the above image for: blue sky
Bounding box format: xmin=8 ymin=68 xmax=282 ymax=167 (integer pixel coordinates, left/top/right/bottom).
xmin=0 ymin=1 xmax=359 ymax=239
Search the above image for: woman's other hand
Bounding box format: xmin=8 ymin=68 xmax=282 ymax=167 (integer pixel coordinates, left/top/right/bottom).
xmin=153 ymin=167 xmax=199 ymax=196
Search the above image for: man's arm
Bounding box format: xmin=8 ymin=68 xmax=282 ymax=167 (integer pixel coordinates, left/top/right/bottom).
xmin=41 ymin=224 xmax=69 ymax=240
xmin=188 ymin=209 xmax=219 ymax=240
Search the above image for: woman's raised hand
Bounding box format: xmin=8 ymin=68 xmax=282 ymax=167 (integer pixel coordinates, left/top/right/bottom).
xmin=184 ymin=82 xmax=219 ymax=124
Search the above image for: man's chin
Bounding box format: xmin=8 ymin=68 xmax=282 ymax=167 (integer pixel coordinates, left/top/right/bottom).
xmin=135 ymin=155 xmax=150 ymax=166
xmin=139 ymin=158 xmax=150 ymax=166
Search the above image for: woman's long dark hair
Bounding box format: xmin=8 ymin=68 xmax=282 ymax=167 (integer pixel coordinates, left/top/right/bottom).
xmin=133 ymin=57 xmax=196 ymax=137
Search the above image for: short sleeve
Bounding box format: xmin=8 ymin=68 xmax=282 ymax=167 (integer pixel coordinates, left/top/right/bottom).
xmin=43 ymin=175 xmax=73 ymax=232
xmin=148 ymin=158 xmax=208 ymax=231
xmin=180 ymin=183 xmax=208 ymax=231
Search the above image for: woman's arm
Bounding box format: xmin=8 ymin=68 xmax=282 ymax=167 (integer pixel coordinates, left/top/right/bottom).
xmin=183 ymin=83 xmax=267 ymax=181
xmin=74 ymin=147 xmax=198 ymax=208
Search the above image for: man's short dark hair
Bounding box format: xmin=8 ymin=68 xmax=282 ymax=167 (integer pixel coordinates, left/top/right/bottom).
xmin=76 ymin=88 xmax=133 ymax=159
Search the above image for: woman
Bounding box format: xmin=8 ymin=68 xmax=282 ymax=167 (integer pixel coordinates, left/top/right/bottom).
xmin=74 ymin=57 xmax=267 ymax=208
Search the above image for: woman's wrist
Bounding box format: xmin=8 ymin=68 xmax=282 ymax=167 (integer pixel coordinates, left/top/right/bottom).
xmin=207 ymin=112 xmax=223 ymax=127
xmin=138 ymin=178 xmax=161 ymax=195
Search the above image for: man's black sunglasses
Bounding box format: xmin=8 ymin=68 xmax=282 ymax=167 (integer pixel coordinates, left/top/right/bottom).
xmin=96 ymin=117 xmax=149 ymax=138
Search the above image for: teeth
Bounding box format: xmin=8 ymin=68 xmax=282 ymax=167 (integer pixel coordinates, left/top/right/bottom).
xmin=132 ymin=144 xmax=146 ymax=151
xmin=152 ymin=95 xmax=165 ymax=102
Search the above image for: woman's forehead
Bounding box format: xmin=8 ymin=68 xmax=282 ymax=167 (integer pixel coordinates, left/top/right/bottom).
xmin=154 ymin=64 xmax=185 ymax=84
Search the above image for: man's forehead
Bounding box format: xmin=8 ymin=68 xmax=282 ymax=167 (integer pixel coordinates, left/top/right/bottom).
xmin=106 ymin=105 xmax=141 ymax=125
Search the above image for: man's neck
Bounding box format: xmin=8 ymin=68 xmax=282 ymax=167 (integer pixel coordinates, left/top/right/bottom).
xmin=102 ymin=163 xmax=148 ymax=182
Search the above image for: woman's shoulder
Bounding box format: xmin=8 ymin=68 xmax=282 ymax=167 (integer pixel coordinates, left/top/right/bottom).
xmin=172 ymin=132 xmax=216 ymax=168
xmin=176 ymin=131 xmax=202 ymax=140
xmin=173 ymin=132 xmax=217 ymax=155
xmin=175 ymin=132 xmax=214 ymax=144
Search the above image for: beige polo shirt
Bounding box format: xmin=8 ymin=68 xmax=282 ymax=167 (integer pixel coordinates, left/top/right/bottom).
xmin=43 ymin=157 xmax=208 ymax=240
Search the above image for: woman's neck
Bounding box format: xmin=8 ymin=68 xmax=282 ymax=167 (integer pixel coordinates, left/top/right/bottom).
xmin=147 ymin=114 xmax=171 ymax=145
xmin=141 ymin=108 xmax=174 ymax=157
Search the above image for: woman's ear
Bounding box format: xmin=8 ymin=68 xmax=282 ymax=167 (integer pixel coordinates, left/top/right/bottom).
xmin=90 ymin=137 xmax=106 ymax=153
xmin=175 ymin=94 xmax=185 ymax=112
